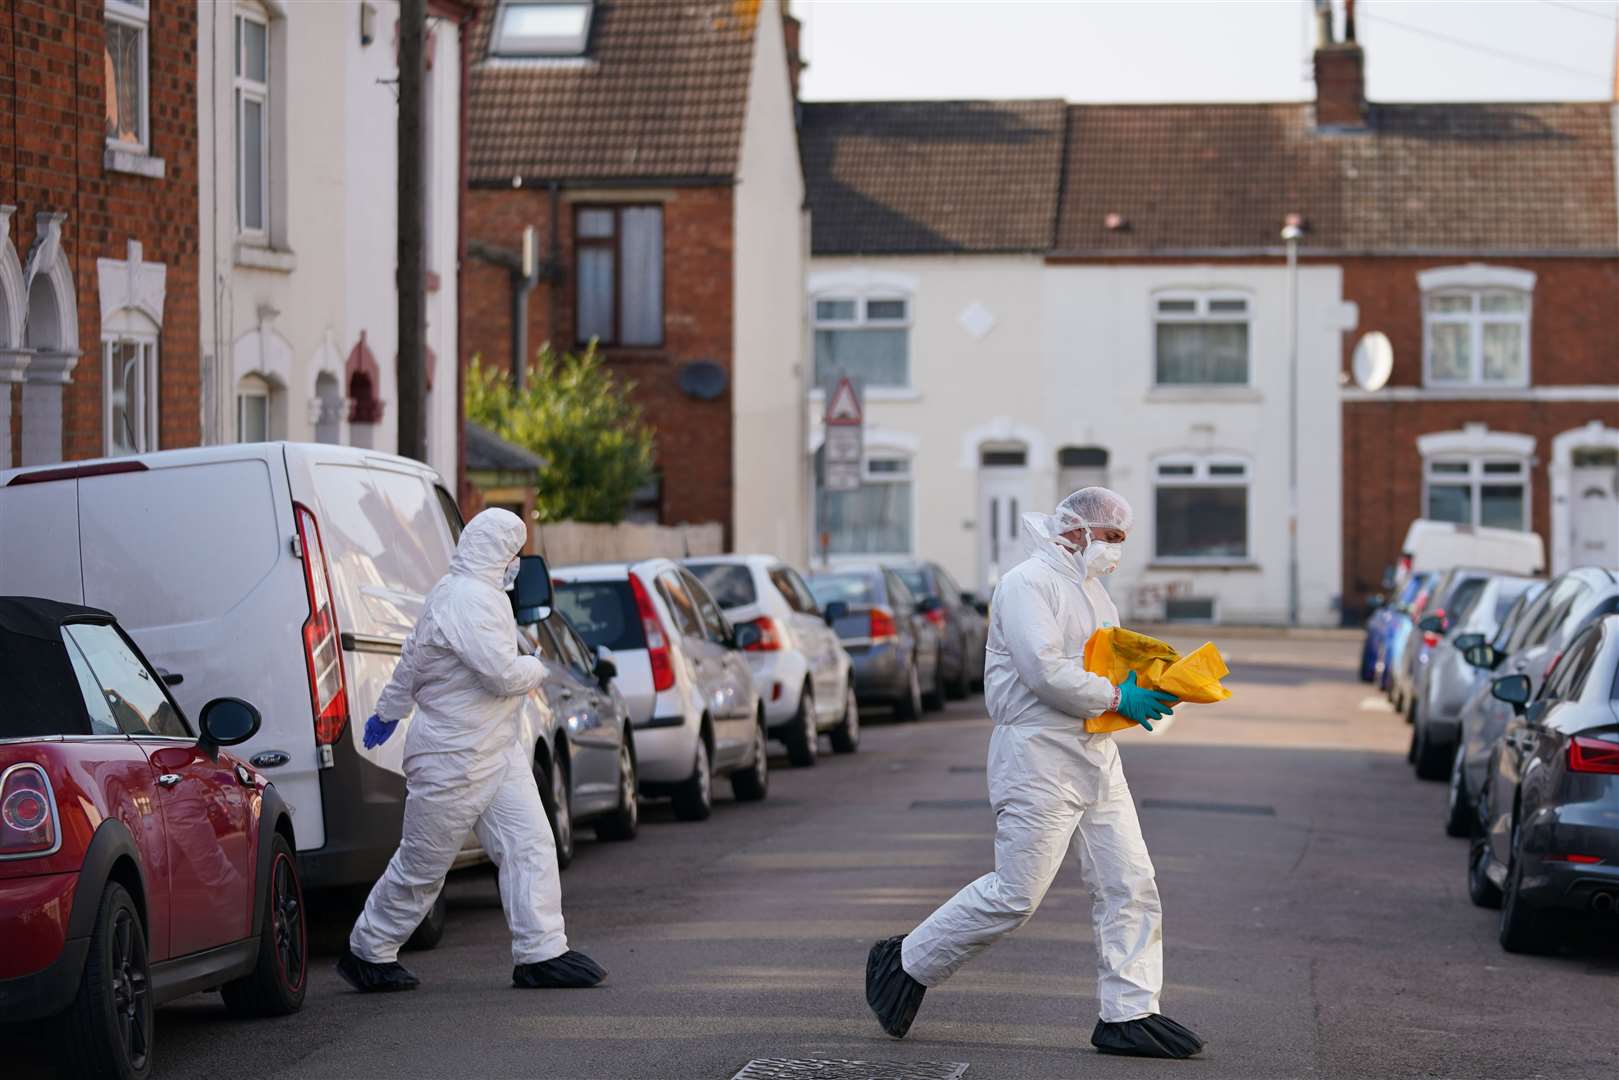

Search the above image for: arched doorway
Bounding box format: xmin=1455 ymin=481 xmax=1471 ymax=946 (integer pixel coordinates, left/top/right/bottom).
xmin=313 ymin=371 xmax=343 ymax=444
xmin=977 ymin=443 xmax=1029 ymax=590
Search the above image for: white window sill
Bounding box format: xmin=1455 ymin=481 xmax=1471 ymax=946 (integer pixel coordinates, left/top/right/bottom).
xmin=235 ymin=244 xmax=298 ymax=273
xmin=808 ymin=387 xmax=921 ymax=404
xmin=1420 ymin=381 xmax=1530 ymax=393
xmin=1147 ymin=386 xmax=1262 ymax=404
xmin=104 ymin=148 xmax=166 ymax=179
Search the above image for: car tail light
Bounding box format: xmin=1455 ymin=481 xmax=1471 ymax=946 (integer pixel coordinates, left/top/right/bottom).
xmin=869 ymin=606 xmax=898 ymax=643
xmin=1569 ymin=736 xmax=1619 ymax=775
xmin=924 ymin=606 xmax=946 ymax=628
xmin=1545 ymin=853 xmax=1603 ymax=864
xmin=1422 ymin=631 xmax=1440 ymax=648
xmin=629 ymin=574 xmax=676 ymax=692
xmin=0 ymin=764 xmax=58 ymax=858
xmin=294 ymin=504 xmax=350 ymax=748
xmin=745 ymin=616 xmax=785 ymax=652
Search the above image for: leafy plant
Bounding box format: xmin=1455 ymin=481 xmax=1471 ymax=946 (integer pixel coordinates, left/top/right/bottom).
xmin=466 ymin=344 xmax=656 ymax=523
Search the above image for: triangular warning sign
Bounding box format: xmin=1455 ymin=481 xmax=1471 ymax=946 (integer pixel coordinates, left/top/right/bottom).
xmin=825 ymin=377 xmax=862 ymax=426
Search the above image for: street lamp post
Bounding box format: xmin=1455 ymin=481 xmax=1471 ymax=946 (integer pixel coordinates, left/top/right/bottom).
xmin=1282 ymin=217 xmax=1303 ymax=627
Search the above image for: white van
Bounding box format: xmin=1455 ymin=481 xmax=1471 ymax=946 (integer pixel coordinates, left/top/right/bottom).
xmin=1398 ymin=520 xmax=1545 ymax=583
xmin=0 ymin=443 xmax=556 ymax=903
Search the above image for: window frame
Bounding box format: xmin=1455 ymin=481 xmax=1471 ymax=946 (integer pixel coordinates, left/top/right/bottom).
xmin=574 ymin=203 xmax=664 ymax=349
xmin=103 ymin=332 xmax=160 ymax=458
xmin=234 ymin=3 xmax=272 ymax=242
xmin=1151 ymin=290 xmax=1252 ymax=388
xmin=104 ymin=0 xmax=151 ymax=154
xmin=815 ymin=449 xmax=916 ymax=559
xmin=64 ymin=621 xmax=192 ymax=739
xmin=1151 ymin=455 xmax=1252 ymax=563
xmin=811 ymin=292 xmax=913 ymax=390
xmin=1421 ymin=287 xmax=1532 ymax=389
xmin=1422 ymin=455 xmax=1529 ymax=530
xmin=490 ymin=1 xmax=595 ymax=57
xmin=236 ymin=374 xmax=270 ymax=443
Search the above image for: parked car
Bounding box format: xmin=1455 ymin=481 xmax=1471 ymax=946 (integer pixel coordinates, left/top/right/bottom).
xmin=551 ymin=560 xmax=768 ymax=821
xmin=0 ymin=597 xmax=306 ymax=1079
xmin=1394 ymin=567 xmax=1495 ymax=727
xmin=513 ymin=562 xmax=640 ymax=865
xmin=1377 ymin=572 xmax=1435 ymax=701
xmin=1449 ymin=567 xmax=1619 ymax=839
xmin=885 ymin=560 xmax=989 ymax=699
xmin=1468 ymin=615 xmax=1619 ymax=954
xmin=806 ymin=566 xmax=944 ymax=720
xmin=0 ymin=444 xmax=571 ymax=950
xmin=1409 ymin=573 xmax=1540 ymax=780
xmin=685 ymin=555 xmax=858 ymax=765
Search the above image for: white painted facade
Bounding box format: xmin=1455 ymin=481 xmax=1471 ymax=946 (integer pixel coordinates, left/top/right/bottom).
xmin=198 ymin=0 xmax=460 ymax=484
xmin=807 ymin=257 xmax=1357 ymax=626
xmin=731 ymin=1 xmax=809 ymax=563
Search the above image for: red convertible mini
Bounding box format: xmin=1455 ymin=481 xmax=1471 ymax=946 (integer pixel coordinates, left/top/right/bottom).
xmin=0 ymin=597 xmax=306 ymax=1079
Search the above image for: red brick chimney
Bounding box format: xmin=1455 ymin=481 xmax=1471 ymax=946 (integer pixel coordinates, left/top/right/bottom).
xmin=1314 ymin=0 xmax=1366 ymax=128
xmin=783 ymin=9 xmax=805 ymax=101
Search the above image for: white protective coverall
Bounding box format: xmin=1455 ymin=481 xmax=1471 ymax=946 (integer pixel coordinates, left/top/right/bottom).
xmin=900 ymin=510 xmax=1164 ymax=1023
xmin=349 ymin=508 xmax=568 ymax=966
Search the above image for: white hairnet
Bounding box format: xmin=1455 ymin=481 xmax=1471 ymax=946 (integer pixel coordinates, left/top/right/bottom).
xmin=1052 ymin=487 xmax=1133 ymax=534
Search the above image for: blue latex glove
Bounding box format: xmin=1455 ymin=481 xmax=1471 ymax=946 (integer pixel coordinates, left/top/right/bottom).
xmin=363 ymin=713 xmax=399 ymax=749
xmin=1115 ymin=671 xmax=1177 ymax=731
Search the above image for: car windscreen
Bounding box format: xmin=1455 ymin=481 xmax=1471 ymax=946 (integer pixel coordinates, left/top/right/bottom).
xmin=1447 ymin=578 xmax=1487 ymax=623
xmin=808 ymin=572 xmax=882 ymax=608
xmin=552 ymin=581 xmax=646 ymax=653
xmin=686 ymin=563 xmax=757 ymax=610
xmin=0 ymin=628 xmax=94 ymax=737
xmin=1493 ymin=580 xmax=1537 ymax=624
xmin=892 ymin=567 xmax=932 ymax=598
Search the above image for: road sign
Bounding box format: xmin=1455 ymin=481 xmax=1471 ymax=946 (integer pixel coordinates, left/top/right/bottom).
xmin=825 ymin=377 xmax=863 ymax=426
xmin=824 ymin=425 xmax=861 ymax=464
xmin=822 ymin=376 xmax=863 ymax=491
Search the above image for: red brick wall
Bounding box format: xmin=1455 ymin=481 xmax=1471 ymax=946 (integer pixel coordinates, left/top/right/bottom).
xmin=1339 ymin=257 xmax=1619 ymax=608
xmin=1 ymin=0 xmax=200 ymax=462
xmin=463 ymin=184 xmax=735 ymax=536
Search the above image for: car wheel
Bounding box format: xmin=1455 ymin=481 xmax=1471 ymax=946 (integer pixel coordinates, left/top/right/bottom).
xmin=1499 ymin=822 xmax=1556 ymax=954
xmin=60 ymin=881 xmax=153 ymax=1080
xmin=1414 ymin=719 xmax=1451 ymax=782
xmin=946 ymin=647 xmax=970 ymax=701
xmin=594 ymin=739 xmax=640 ymax=842
xmin=894 ymin=661 xmax=922 ymax=722
xmin=731 ymin=717 xmax=771 ymax=802
xmin=223 ymin=833 xmax=309 ymax=1016
xmin=1406 ymin=722 xmax=1419 ymax=765
xmin=1468 ymin=831 xmax=1503 ymax=910
xmin=830 ymin=683 xmax=861 ymax=754
xmin=1444 ymin=743 xmax=1474 ymax=838
xmin=537 ymin=749 xmax=574 ymax=869
xmin=922 ymin=658 xmax=947 ymax=713
xmin=785 ymin=684 xmax=819 ymax=768
xmin=404 ymin=891 xmax=448 ymax=952
xmin=672 ymin=736 xmax=713 ymax=821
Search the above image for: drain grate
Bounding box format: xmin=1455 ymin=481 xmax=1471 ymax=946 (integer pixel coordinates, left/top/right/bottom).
xmin=947 ymin=765 xmax=985 ymax=773
xmin=910 ymin=799 xmax=989 ymax=811
xmin=731 ymin=1059 xmax=968 ymax=1080
xmin=1142 ymin=798 xmax=1276 ymax=817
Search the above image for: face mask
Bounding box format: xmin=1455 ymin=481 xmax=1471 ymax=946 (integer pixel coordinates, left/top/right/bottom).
xmin=503 ymin=559 xmax=521 ymax=591
xmin=1082 ymin=531 xmax=1124 ymax=577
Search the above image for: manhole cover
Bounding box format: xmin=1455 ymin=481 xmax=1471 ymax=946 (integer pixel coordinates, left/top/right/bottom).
xmin=909 ymin=799 xmax=988 ymax=811
xmin=1141 ymin=798 xmax=1276 ymax=817
xmin=731 ymin=1059 xmax=968 ymax=1080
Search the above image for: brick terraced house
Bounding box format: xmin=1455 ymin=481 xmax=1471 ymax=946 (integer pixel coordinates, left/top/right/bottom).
xmin=462 ymin=0 xmax=808 ymax=556
xmin=2 ymin=0 xmax=201 ymax=468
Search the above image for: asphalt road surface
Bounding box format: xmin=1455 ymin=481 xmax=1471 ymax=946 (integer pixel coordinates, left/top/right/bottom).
xmin=13 ymin=630 xmax=1619 ymax=1079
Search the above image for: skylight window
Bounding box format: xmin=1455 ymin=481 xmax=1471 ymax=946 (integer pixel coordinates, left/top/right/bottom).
xmin=493 ymin=1 xmax=593 ymax=57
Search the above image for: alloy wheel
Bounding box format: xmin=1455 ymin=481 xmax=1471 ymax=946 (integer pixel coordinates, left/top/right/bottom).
xmin=619 ymin=742 xmax=638 ymax=831
xmin=110 ymin=907 xmax=152 ymax=1072
xmin=552 ymin=759 xmax=572 ymax=855
xmin=271 ymin=852 xmax=307 ymax=993
xmin=695 ymin=740 xmax=711 ymax=806
xmin=752 ymin=723 xmax=768 ymax=786
xmin=844 ymin=687 xmax=860 ymax=742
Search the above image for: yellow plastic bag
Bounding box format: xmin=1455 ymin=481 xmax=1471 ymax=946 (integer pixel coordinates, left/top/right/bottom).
xmin=1081 ymin=627 xmax=1232 ymax=733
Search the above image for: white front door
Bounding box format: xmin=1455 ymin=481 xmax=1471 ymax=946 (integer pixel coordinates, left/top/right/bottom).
xmin=1570 ymin=465 xmax=1619 ymax=569
xmin=978 ymin=451 xmax=1030 ymax=591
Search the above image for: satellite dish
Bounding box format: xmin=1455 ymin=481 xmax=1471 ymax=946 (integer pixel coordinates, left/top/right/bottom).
xmin=1351 ymin=331 xmax=1394 ymax=392
xmin=677 ymin=361 xmax=728 ymax=400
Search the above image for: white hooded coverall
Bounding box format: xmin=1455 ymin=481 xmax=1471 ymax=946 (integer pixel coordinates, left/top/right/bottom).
xmin=349 ymin=508 xmax=568 ymax=966
xmin=900 ymin=516 xmax=1164 ymax=1022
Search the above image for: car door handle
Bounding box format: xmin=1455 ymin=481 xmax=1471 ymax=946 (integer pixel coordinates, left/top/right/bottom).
xmin=157 ymin=774 xmax=182 ymax=789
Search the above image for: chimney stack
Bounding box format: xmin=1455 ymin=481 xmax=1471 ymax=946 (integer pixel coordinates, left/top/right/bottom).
xmin=1314 ymin=0 xmax=1366 ymax=128
xmin=783 ymin=9 xmax=806 ymax=102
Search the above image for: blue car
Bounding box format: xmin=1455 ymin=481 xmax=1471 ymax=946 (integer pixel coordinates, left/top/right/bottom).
xmin=1361 ymin=572 xmax=1433 ymax=685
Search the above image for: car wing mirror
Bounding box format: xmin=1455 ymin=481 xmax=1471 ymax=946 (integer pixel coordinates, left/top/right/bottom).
xmin=510 ymin=555 xmax=552 ymax=622
xmin=594 ymin=645 xmax=618 ymax=686
xmin=917 ymin=596 xmax=944 ymax=615
xmin=822 ymin=600 xmax=849 ymax=626
xmin=1490 ymin=674 xmax=1532 ymax=716
xmin=1464 ymin=643 xmax=1498 ymax=670
xmin=198 ymin=697 xmax=262 ymax=758
xmin=1418 ymin=615 xmax=1445 ymax=634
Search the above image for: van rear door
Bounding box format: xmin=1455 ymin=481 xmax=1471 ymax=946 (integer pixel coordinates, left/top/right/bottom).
xmin=0 ymin=478 xmax=84 ymax=603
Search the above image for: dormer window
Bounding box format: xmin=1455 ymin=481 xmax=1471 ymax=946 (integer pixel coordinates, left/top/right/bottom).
xmin=492 ymin=2 xmax=593 ymax=57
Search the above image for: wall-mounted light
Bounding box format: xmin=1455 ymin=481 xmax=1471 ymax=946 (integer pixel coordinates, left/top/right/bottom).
xmin=360 ymin=3 xmax=377 ymax=47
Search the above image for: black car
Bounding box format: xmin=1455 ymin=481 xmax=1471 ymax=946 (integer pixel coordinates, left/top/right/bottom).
xmin=1469 ymin=614 xmax=1619 ymax=953
xmin=807 ymin=566 xmax=944 ymax=720
xmin=885 ymin=561 xmax=989 ymax=700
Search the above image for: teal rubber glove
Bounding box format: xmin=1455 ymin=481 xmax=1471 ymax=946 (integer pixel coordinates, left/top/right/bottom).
xmin=1115 ymin=671 xmax=1177 ymax=731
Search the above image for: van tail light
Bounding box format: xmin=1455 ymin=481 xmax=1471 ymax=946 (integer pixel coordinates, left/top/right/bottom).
xmin=745 ymin=616 xmax=785 ymax=652
xmin=629 ymin=574 xmax=676 ymax=692
xmin=0 ymin=764 xmax=58 ymax=858
xmin=294 ymin=504 xmax=350 ymax=748
xmin=869 ymin=606 xmax=898 ymax=643
xmin=1568 ymin=736 xmax=1619 ymax=775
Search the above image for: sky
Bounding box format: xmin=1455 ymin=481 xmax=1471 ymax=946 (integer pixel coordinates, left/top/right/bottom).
xmin=794 ymin=0 xmax=1619 ymax=104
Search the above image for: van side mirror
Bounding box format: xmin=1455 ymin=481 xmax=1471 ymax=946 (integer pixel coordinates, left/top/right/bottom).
xmin=822 ymin=600 xmax=849 ymax=626
xmin=1453 ymin=633 xmax=1485 ymax=653
xmin=198 ymin=697 xmax=261 ymax=754
xmin=593 ymin=645 xmax=617 ymax=687
xmin=1464 ymin=643 xmax=1499 ymax=670
xmin=511 ymin=554 xmax=552 ymax=622
xmin=1491 ymin=674 xmax=1532 ymax=715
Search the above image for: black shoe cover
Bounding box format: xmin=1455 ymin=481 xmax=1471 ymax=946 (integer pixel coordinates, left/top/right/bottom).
xmin=1092 ymin=1014 xmax=1205 ymax=1059
xmin=512 ymin=949 xmax=607 ymax=989
xmin=336 ymin=946 xmax=420 ymax=993
xmin=865 ymin=935 xmax=926 ymax=1039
